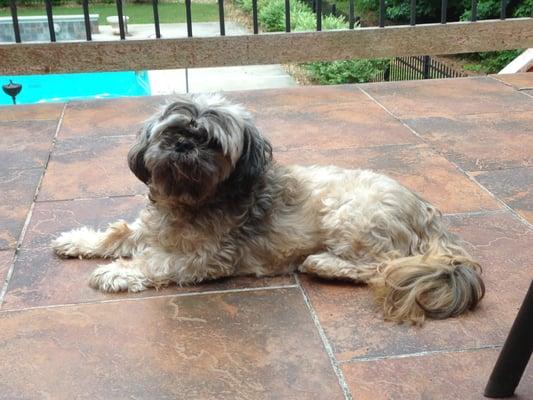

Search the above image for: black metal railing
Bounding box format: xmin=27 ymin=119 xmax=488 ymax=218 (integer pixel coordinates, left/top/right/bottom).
xmin=372 ymin=55 xmax=466 ymax=82
xmin=4 ymin=0 xmax=529 ymax=44
xmin=1 ymin=0 xmax=531 ymax=76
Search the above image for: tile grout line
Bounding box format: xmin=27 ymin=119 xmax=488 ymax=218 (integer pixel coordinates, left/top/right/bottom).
xmin=358 ymin=86 xmax=533 ymax=230
xmin=487 ymin=74 xmax=518 ymax=89
xmin=35 ymin=192 xmax=147 ymax=204
xmin=0 ymin=104 xmax=67 ymax=308
xmin=358 ymin=86 xmax=442 ymax=145
xmin=442 ymin=209 xmax=504 ymax=218
xmin=59 ymin=133 xmax=137 ymax=141
xmin=339 ymin=344 xmax=503 ymax=364
xmin=468 ymin=165 xmax=533 ymax=173
xmin=488 ymin=75 xmax=533 ymax=101
xmin=294 ymin=274 xmax=353 ymax=400
xmin=274 ymin=141 xmax=418 ymax=154
xmin=0 ymin=118 xmax=60 ymax=125
xmin=0 ymin=283 xmax=300 ymax=314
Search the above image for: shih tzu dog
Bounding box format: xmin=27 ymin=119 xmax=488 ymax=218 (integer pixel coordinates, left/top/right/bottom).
xmin=52 ymin=93 xmax=485 ymax=324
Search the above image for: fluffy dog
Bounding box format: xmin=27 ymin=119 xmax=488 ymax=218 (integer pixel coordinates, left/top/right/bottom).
xmin=52 ymin=93 xmax=485 ymax=324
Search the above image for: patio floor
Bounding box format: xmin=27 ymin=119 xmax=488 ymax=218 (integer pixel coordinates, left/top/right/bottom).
xmin=1 ymin=74 xmax=532 ymax=399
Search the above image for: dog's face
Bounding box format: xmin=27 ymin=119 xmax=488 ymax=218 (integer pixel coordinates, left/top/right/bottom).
xmin=128 ymin=94 xmax=272 ymax=206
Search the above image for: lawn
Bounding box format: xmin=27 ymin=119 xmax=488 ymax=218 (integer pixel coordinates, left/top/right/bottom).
xmin=0 ymin=2 xmax=220 ymax=24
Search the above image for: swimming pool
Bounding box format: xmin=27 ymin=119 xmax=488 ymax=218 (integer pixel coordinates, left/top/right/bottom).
xmin=0 ymin=71 xmax=151 ymax=105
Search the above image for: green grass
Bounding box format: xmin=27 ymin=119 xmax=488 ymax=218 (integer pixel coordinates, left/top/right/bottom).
xmin=0 ymin=2 xmax=220 ymax=25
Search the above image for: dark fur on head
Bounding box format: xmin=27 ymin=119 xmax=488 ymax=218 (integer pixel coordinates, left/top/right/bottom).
xmin=127 ymin=94 xmax=272 ymax=207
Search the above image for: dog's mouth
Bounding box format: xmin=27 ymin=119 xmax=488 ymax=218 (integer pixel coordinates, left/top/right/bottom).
xmin=147 ymin=147 xmax=230 ymax=206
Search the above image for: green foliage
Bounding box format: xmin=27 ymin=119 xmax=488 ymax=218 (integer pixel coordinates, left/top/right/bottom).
xmin=461 ymin=0 xmax=500 ymax=20
xmin=463 ymin=63 xmax=482 ymax=72
xmin=234 ymin=0 xmax=527 ymax=83
xmin=461 ymin=0 xmax=532 ymax=20
xmin=259 ymin=0 xmax=288 ymax=31
xmin=463 ymin=49 xmax=524 ymax=73
xmin=359 ymin=0 xmax=530 ymax=23
xmin=292 ymin=8 xmax=317 ymax=30
xmin=304 ymin=59 xmax=389 ymax=84
xmin=256 ymin=0 xmax=348 ymax=32
xmin=235 ymin=0 xmax=375 ymax=83
xmin=358 ymin=0 xmax=464 ymax=23
xmin=0 ymin=0 xmax=114 ymax=6
xmin=513 ymin=0 xmax=533 ymax=16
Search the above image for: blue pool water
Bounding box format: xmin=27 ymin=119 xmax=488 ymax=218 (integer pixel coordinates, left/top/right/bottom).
xmin=1 ymin=71 xmax=151 ymax=105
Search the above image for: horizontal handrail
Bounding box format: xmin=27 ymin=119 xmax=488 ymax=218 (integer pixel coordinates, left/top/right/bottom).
xmin=1 ymin=19 xmax=532 ymax=75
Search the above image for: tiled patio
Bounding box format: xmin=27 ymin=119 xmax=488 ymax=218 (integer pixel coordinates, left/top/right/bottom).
xmin=1 ymin=74 xmax=532 ymax=399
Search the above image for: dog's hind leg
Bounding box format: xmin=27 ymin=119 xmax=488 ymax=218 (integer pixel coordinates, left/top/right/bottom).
xmin=52 ymin=219 xmax=143 ymax=259
xmin=299 ymin=252 xmax=379 ymax=283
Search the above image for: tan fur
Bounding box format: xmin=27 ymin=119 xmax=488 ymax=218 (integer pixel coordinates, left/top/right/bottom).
xmin=52 ymin=94 xmax=484 ymax=324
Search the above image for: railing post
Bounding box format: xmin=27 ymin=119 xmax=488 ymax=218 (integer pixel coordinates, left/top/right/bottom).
xmin=82 ymin=0 xmax=92 ymax=41
xmin=115 ymin=0 xmax=126 ymax=40
xmin=152 ymin=0 xmax=161 ymax=38
xmin=9 ymin=0 xmax=21 ymax=43
xmin=349 ymin=0 xmax=355 ymax=29
xmin=423 ymin=55 xmax=430 ymax=79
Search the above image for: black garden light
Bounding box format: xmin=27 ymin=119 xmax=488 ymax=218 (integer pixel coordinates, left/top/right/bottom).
xmin=2 ymin=80 xmax=22 ymax=105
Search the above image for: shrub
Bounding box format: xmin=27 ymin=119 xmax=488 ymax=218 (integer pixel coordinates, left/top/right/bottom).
xmin=358 ymin=0 xmax=464 ymax=23
xmin=513 ymin=0 xmax=533 ymax=17
xmin=292 ymin=9 xmax=316 ymax=30
xmin=304 ymin=59 xmax=389 ymax=84
xmin=257 ymin=0 xmax=347 ymax=32
xmin=463 ymin=49 xmax=524 ymax=73
xmin=234 ymin=0 xmax=390 ymax=84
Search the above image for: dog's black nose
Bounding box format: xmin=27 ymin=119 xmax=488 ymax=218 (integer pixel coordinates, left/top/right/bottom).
xmin=175 ymin=141 xmax=194 ymax=153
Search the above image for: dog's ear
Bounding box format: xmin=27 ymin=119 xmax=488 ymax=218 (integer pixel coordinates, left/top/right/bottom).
xmin=233 ymin=119 xmax=272 ymax=186
xmin=127 ymin=130 xmax=150 ymax=184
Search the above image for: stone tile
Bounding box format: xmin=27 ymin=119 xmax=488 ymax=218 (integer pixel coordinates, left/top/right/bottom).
xmin=226 ymin=84 xmax=364 ymax=111
xmin=299 ymin=211 xmax=532 ymax=361
xmin=252 ymin=101 xmax=420 ymax=152
xmin=0 ymin=102 xmax=64 ymax=122
xmin=59 ymin=96 xmax=167 ymax=139
xmin=0 ymin=120 xmax=57 ymax=171
xmin=361 ymin=77 xmax=533 ymax=119
xmin=492 ymin=72 xmax=533 ymax=90
xmin=403 ymin=112 xmax=533 ymax=171
xmin=38 ymin=135 xmax=146 ymax=201
xmin=0 ymin=288 xmax=344 ymax=400
xmin=0 ymin=168 xmax=42 ymax=250
xmin=0 ymin=250 xmax=14 ymax=289
xmin=2 ymin=196 xmax=295 ymax=309
xmin=275 ymin=144 xmax=499 ymax=214
xmin=341 ymin=348 xmax=533 ymax=400
xmin=471 ymin=167 xmax=533 ymax=224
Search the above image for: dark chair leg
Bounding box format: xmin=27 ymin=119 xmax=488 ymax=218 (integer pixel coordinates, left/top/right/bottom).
xmin=484 ymin=280 xmax=533 ymax=398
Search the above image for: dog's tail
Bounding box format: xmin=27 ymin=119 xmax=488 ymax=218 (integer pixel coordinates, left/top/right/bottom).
xmin=371 ymin=239 xmax=485 ymax=324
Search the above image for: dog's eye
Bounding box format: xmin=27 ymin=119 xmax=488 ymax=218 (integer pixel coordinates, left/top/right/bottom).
xmin=206 ymin=138 xmax=221 ymax=150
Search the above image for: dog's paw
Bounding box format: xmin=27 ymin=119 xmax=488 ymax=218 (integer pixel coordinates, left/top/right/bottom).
xmin=89 ymin=262 xmax=148 ymax=293
xmin=51 ymin=227 xmax=99 ymax=259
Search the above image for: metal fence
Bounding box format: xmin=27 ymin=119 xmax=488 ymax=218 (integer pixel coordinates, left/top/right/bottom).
xmin=372 ymin=55 xmax=465 ymax=82
xmin=6 ymin=0 xmax=527 ymax=43
xmin=1 ymin=0 xmax=532 ymax=75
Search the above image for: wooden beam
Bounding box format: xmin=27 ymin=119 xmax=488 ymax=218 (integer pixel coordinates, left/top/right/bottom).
xmin=1 ymin=18 xmax=532 ymax=75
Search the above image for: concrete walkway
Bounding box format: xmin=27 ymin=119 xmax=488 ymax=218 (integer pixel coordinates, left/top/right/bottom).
xmin=95 ymin=22 xmax=297 ymax=94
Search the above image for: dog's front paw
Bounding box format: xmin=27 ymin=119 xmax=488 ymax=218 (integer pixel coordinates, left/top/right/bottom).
xmin=51 ymin=227 xmax=99 ymax=259
xmin=89 ymin=262 xmax=148 ymax=293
